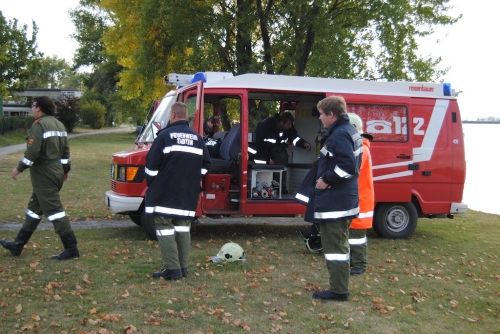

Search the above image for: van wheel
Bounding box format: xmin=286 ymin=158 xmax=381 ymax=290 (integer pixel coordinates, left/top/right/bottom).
xmin=128 ymin=208 xmax=143 ymax=226
xmin=373 ymin=203 xmax=418 ymax=239
xmin=141 ymin=210 xmax=158 ymax=241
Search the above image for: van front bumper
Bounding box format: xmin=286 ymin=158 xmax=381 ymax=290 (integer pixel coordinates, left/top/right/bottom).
xmin=105 ymin=190 xmax=143 ymax=214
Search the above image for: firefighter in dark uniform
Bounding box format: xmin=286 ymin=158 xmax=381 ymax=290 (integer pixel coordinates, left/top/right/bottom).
xmin=309 ymin=96 xmax=363 ymax=302
xmin=250 ymin=112 xmax=311 ymax=164
xmin=145 ymin=102 xmax=211 ymax=280
xmin=1 ymin=96 xmax=79 ymax=260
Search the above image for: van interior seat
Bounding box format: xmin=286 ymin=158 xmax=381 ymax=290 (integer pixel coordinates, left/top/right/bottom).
xmin=209 ymin=123 xmax=241 ymax=172
xmin=212 ymin=130 xmax=227 ymax=142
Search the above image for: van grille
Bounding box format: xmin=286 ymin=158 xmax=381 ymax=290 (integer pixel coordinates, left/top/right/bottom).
xmin=110 ymin=179 xmax=117 ymax=192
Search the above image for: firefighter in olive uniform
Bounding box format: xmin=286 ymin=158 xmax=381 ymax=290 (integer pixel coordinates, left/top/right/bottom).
xmin=145 ymin=102 xmax=211 ymax=280
xmin=1 ymin=96 xmax=79 ymax=260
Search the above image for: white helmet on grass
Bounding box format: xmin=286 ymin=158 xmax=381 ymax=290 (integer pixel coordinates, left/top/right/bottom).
xmin=216 ymin=242 xmax=245 ymax=262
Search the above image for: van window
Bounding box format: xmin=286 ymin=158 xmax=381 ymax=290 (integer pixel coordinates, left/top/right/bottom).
xmin=137 ymin=94 xmax=177 ymax=143
xmin=347 ymin=104 xmax=408 ymax=142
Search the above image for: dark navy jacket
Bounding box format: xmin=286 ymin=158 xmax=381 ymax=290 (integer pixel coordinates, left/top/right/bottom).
xmin=297 ymin=114 xmax=362 ymax=222
xmin=145 ymin=121 xmax=211 ymax=218
xmin=251 ymin=114 xmax=308 ymax=162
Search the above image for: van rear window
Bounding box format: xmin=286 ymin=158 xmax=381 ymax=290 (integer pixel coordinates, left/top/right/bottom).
xmin=347 ymin=104 xmax=408 ymax=142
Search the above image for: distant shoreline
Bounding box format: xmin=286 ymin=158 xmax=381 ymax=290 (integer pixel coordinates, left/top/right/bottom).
xmin=462 ymin=121 xmax=500 ymax=124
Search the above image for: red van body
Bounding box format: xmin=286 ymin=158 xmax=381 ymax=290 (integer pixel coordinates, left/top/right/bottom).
xmin=105 ymin=72 xmax=467 ymax=239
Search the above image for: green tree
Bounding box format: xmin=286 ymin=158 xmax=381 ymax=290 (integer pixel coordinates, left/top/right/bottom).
xmin=98 ymin=0 xmax=458 ymax=100
xmin=27 ymin=56 xmax=84 ymax=89
xmin=70 ymin=0 xmax=108 ymax=69
xmin=73 ymin=0 xmax=459 ymax=128
xmin=0 ymin=11 xmax=41 ymax=98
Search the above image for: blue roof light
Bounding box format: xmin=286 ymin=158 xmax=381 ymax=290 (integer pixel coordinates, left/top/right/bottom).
xmin=443 ymin=83 xmax=451 ymax=96
xmin=191 ymin=72 xmax=207 ymax=84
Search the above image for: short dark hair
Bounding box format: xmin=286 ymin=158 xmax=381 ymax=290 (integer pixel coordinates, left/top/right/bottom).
xmin=207 ymin=116 xmax=214 ymax=123
xmin=279 ymin=112 xmax=295 ymax=124
xmin=317 ymin=96 xmax=346 ymax=117
xmin=33 ymin=96 xmax=56 ymax=115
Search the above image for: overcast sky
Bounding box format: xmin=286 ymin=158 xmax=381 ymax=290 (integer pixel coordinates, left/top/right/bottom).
xmin=2 ymin=0 xmax=499 ymax=121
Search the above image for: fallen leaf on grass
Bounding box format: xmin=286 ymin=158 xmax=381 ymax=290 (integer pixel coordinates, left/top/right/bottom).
xmin=14 ymin=304 xmax=22 ymax=314
xmin=124 ymin=324 xmax=137 ymax=333
xmin=83 ymin=274 xmax=92 ymax=284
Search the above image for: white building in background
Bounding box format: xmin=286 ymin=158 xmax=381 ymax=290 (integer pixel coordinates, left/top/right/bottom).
xmin=2 ymin=89 xmax=83 ymax=116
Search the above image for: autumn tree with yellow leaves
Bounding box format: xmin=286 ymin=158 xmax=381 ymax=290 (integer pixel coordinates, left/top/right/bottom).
xmin=72 ymin=0 xmax=459 ymax=122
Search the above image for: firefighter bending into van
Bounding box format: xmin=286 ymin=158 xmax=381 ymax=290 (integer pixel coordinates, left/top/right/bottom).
xmin=300 ymin=96 xmax=362 ymax=301
xmin=145 ymin=102 xmax=211 ymax=280
xmin=250 ymin=112 xmax=311 ymax=193
xmin=251 ymin=112 xmax=311 ymax=164
xmin=1 ymin=96 xmax=79 ymax=260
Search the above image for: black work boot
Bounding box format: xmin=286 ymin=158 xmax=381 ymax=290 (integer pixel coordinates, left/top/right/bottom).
xmin=50 ymin=231 xmax=80 ymax=260
xmin=152 ymin=269 xmax=183 ymax=280
xmin=312 ymin=290 xmax=349 ymax=302
xmin=181 ymin=268 xmax=188 ymax=278
xmin=0 ymin=228 xmax=33 ymax=256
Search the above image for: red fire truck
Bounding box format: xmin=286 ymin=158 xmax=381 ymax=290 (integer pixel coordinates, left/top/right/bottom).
xmin=105 ymin=72 xmax=467 ymax=240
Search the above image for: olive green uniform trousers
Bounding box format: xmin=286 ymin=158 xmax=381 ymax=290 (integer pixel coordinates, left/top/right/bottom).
xmin=23 ymin=164 xmax=72 ymax=236
xmin=319 ymin=219 xmax=351 ymax=294
xmin=154 ymin=216 xmax=191 ymax=270
xmin=349 ymin=228 xmax=368 ymax=270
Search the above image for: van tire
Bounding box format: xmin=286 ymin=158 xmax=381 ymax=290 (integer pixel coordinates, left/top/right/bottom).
xmin=141 ymin=210 xmax=158 ymax=241
xmin=373 ymin=202 xmax=418 ymax=239
xmin=128 ymin=210 xmax=143 ymax=226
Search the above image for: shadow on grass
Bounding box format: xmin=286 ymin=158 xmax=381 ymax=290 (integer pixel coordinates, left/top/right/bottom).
xmin=191 ymin=223 xmax=309 ymax=239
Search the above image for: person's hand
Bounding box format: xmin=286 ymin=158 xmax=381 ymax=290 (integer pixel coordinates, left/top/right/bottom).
xmin=63 ymin=173 xmax=69 ymax=182
xmin=315 ymin=177 xmax=328 ymax=189
xmin=269 ymin=159 xmax=275 ymax=164
xmin=11 ymin=168 xmax=20 ymax=180
xmin=304 ymin=142 xmax=311 ymax=151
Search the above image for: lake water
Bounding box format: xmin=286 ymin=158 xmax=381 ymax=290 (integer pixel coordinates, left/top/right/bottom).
xmin=462 ymin=123 xmax=500 ymax=215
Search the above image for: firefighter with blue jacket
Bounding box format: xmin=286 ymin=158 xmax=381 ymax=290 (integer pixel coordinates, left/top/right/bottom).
xmin=309 ymin=96 xmax=363 ymax=301
xmin=1 ymin=96 xmax=78 ymax=260
xmin=145 ymin=102 xmax=211 ymax=280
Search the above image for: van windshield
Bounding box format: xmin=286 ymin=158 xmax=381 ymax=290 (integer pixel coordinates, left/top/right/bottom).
xmin=136 ymin=94 xmax=177 ymax=143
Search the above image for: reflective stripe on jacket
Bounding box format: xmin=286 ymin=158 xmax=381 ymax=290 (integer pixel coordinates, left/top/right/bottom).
xmin=17 ymin=115 xmax=71 ymax=174
xmin=312 ymin=115 xmax=362 ymax=222
xmin=145 ymin=121 xmax=211 ymax=218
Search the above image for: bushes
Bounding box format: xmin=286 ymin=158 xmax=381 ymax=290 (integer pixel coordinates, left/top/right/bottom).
xmin=54 ymin=97 xmax=80 ymax=133
xmin=80 ymin=100 xmax=106 ymax=129
xmin=0 ymin=115 xmax=35 ymax=135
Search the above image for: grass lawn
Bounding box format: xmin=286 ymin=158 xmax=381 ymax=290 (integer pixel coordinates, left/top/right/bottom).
xmin=0 ymin=131 xmax=499 ymax=333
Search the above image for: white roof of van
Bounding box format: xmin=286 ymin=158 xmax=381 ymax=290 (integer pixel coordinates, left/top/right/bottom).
xmin=204 ymin=73 xmax=453 ymax=99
